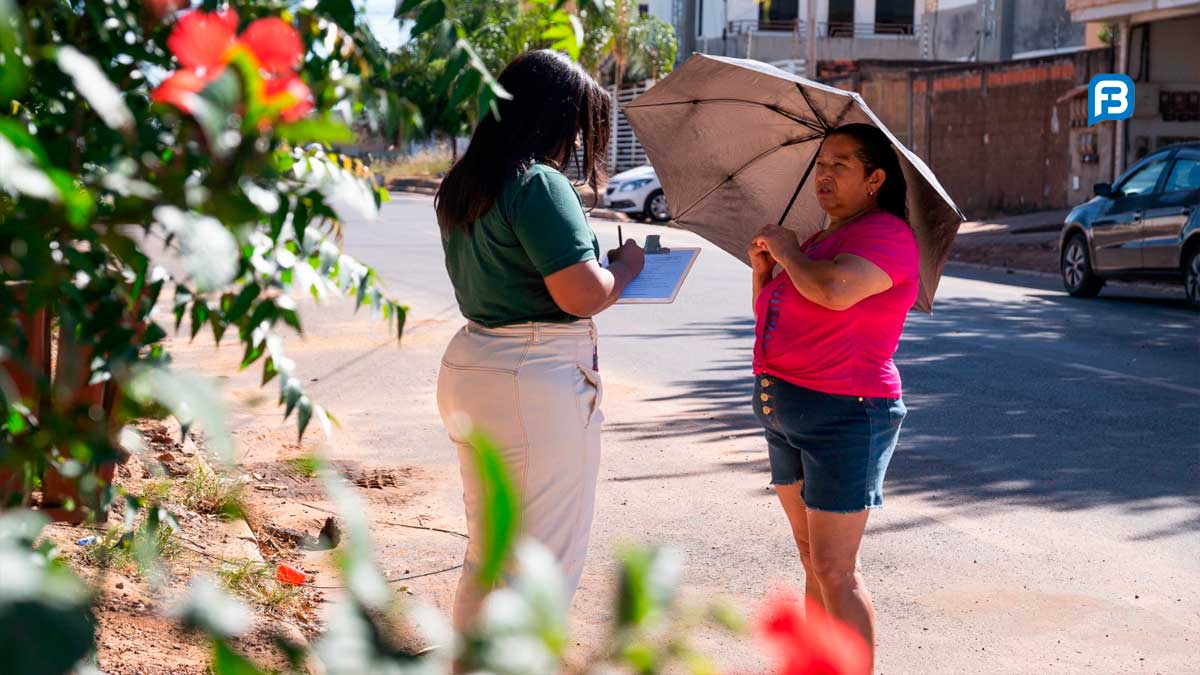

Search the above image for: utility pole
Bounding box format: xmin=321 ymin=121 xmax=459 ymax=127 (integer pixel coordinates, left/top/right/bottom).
xmin=806 ymin=0 xmax=817 ymax=79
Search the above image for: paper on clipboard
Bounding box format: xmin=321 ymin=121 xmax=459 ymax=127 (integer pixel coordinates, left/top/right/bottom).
xmin=614 ymin=247 xmax=700 ymax=304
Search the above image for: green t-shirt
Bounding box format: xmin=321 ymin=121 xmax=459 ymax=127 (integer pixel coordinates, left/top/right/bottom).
xmin=441 ymin=163 xmax=600 ymax=328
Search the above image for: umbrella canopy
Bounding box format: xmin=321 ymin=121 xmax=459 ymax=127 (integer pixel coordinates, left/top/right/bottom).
xmin=623 ymin=54 xmax=965 ymax=313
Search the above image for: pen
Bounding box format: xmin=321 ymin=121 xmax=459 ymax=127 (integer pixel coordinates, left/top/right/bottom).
xmin=618 ymin=225 xmax=623 ymax=246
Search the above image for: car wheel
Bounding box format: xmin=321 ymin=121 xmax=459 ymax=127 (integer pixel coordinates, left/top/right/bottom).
xmin=1184 ymin=246 xmax=1200 ymax=310
xmin=644 ymin=190 xmax=671 ymax=222
xmin=1061 ymin=233 xmax=1104 ymax=298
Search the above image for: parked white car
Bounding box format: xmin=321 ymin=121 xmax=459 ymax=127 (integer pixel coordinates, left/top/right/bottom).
xmin=603 ymin=165 xmax=671 ymax=222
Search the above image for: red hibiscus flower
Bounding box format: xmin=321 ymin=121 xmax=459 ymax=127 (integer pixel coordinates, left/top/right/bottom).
xmin=759 ymin=591 xmax=872 ymax=675
xmin=152 ymin=8 xmax=312 ymax=124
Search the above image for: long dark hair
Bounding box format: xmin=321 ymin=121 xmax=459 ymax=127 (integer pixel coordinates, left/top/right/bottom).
xmin=827 ymin=123 xmax=908 ymax=222
xmin=435 ymin=50 xmax=612 ymax=232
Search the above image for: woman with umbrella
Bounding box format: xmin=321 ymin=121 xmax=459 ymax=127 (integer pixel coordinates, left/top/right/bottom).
xmin=626 ymin=54 xmax=963 ymax=670
xmin=749 ymin=123 xmax=916 ymax=667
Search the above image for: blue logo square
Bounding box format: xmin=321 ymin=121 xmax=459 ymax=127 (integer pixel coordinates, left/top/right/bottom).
xmin=1088 ymin=74 xmax=1135 ymax=126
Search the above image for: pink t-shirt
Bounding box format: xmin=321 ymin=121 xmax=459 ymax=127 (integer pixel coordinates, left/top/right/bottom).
xmin=752 ymin=210 xmax=919 ymax=399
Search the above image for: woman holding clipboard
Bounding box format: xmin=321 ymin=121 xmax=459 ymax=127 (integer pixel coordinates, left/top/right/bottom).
xmin=434 ymin=50 xmax=644 ymax=631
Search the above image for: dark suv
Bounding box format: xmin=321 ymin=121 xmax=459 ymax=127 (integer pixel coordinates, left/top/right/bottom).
xmin=1060 ymin=142 xmax=1200 ymax=308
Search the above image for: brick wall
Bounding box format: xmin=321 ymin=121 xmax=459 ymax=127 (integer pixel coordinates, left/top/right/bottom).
xmin=909 ymin=48 xmax=1113 ymax=215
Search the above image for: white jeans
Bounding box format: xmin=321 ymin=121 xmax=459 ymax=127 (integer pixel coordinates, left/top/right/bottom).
xmin=436 ymin=319 xmax=604 ymax=630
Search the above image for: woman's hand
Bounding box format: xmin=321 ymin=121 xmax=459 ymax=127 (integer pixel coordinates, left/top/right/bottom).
xmin=751 ymin=224 xmax=803 ymax=267
xmin=748 ymin=240 xmax=776 ymax=278
xmin=606 ymin=238 xmax=646 ymax=276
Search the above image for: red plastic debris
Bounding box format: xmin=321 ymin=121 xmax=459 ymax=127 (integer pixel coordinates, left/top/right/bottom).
xmin=276 ymin=563 xmax=307 ymax=586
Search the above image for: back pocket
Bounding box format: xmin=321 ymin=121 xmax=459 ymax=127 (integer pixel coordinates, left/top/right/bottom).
xmin=437 ymin=363 xmax=527 ymax=450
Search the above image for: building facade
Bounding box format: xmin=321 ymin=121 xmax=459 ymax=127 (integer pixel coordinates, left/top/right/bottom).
xmin=1065 ymin=0 xmax=1200 ymax=173
xmin=647 ymin=1 xmax=1090 ymax=73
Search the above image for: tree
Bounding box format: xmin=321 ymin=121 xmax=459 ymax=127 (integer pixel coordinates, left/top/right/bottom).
xmin=392 ymin=0 xmax=585 ymax=154
xmin=578 ymin=0 xmax=678 ymax=108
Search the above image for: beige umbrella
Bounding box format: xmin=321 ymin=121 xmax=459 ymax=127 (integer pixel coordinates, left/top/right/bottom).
xmin=623 ymin=54 xmax=965 ymax=313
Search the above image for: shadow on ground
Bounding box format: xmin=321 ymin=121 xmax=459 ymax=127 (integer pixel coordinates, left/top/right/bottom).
xmin=605 ymin=290 xmax=1199 ymax=540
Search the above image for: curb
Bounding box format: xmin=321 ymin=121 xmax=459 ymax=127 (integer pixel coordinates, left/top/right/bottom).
xmin=945 ymin=261 xmax=1185 ymax=296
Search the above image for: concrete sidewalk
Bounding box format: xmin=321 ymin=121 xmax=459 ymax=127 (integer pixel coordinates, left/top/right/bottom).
xmin=948 ymin=208 xmax=1071 ymax=275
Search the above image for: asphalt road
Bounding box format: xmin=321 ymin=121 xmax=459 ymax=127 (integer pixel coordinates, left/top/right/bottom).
xmin=179 ymin=193 xmax=1199 ymax=674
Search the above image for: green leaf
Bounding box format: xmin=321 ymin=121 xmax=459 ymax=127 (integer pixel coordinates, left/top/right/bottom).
xmin=210 ymin=312 xmax=227 ymax=346
xmin=395 ymin=304 xmax=408 ymax=340
xmin=411 ymin=0 xmax=445 ymax=37
xmin=542 ymin=12 xmax=584 ymax=60
xmin=240 ymin=340 xmax=265 ymax=369
xmin=226 ymin=283 xmax=259 ymax=324
xmin=0 ymin=119 xmax=48 ymax=165
xmin=282 ymin=378 xmax=302 ymax=419
xmin=243 ymin=300 xmax=277 ymax=338
xmin=448 ymin=68 xmax=482 ymax=111
xmin=0 ymin=0 xmax=28 ymax=101
xmin=313 ymin=404 xmax=333 ymax=440
xmin=616 ymin=546 xmax=683 ymax=629
xmin=274 ymin=118 xmax=355 ymax=145
xmin=261 ymin=357 xmax=278 ymax=387
xmin=173 ymin=287 xmax=192 ymax=332
xmin=128 ymin=366 xmax=235 ymax=462
xmin=394 ymin=0 xmax=425 ymax=16
xmin=296 ymin=396 xmax=312 ymax=441
xmin=188 ymin=70 xmax=243 ymax=157
xmin=0 ymin=133 xmax=59 ymax=203
xmin=142 ymin=322 xmax=167 ymax=346
xmin=190 ymin=301 xmax=210 ymax=340
xmin=434 ymin=48 xmax=469 ymax=96
xmin=459 ymin=39 xmax=512 ymax=101
xmin=315 ymin=0 xmax=357 ymax=33
xmin=172 ymin=578 xmax=251 ymax=640
xmin=211 ymin=640 xmax=266 ymax=675
xmin=466 ymin=430 xmax=520 ymax=587
xmin=57 ymin=46 xmax=133 ymax=132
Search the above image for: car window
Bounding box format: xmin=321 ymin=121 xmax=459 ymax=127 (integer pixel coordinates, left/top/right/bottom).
xmin=1118 ymin=159 xmax=1167 ymax=197
xmin=1163 ymin=158 xmax=1200 ymax=192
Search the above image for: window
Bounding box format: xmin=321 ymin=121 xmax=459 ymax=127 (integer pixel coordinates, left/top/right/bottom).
xmin=828 ymin=0 xmax=854 ymax=36
xmin=638 ymin=3 xmax=648 ymax=17
xmin=875 ymin=0 xmax=914 ymax=35
xmin=762 ymin=0 xmax=798 ymax=28
xmin=1118 ymin=158 xmax=1167 ymax=197
xmin=1163 ymin=157 xmax=1200 ymax=192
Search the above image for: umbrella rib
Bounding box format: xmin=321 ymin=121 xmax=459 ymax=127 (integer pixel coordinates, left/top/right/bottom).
xmin=625 ymin=98 xmax=825 ymax=133
xmin=777 ymin=138 xmax=824 ymax=226
xmin=673 ymin=131 xmax=825 ymax=223
xmin=831 ymin=97 xmax=856 ymax=127
xmin=796 ymin=85 xmax=828 ymax=130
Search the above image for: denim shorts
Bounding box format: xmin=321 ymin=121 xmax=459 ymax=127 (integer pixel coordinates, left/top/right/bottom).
xmin=752 ymin=375 xmax=906 ymax=513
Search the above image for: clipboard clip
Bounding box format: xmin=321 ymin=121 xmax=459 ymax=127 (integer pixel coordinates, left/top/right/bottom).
xmin=645 ymin=234 xmax=670 ymax=254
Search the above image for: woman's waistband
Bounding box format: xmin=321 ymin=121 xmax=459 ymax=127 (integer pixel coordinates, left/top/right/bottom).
xmin=464 ymin=319 xmax=596 ymax=342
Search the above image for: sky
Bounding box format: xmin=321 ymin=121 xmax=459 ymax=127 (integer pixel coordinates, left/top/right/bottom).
xmin=363 ymin=0 xmax=408 ymax=51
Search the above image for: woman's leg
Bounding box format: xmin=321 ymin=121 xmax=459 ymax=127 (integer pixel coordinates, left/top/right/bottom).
xmin=806 ymin=508 xmax=875 ymax=667
xmin=773 ymin=483 xmax=823 ymax=609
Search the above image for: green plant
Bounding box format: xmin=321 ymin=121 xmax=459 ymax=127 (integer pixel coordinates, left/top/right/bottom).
xmin=138 ymin=477 xmax=174 ymax=505
xmin=179 ymin=465 xmax=245 ymax=519
xmin=286 ymin=454 xmax=322 ymax=479
xmin=216 ymin=559 xmax=302 ymax=614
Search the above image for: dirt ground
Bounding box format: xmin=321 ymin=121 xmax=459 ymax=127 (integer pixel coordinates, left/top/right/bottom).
xmin=41 ymin=420 xmax=328 ymax=675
